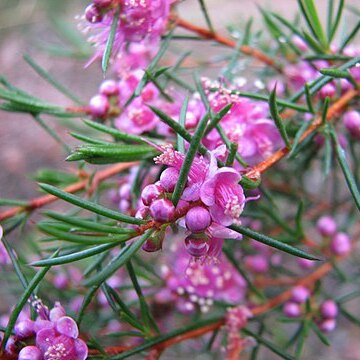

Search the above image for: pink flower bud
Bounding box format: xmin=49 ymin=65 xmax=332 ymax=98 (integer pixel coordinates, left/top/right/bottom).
xmin=149 ymin=198 xmax=175 ymax=222
xmin=291 ymin=286 xmax=310 ymax=304
xmin=316 ymin=215 xmax=337 ymax=237
xmin=14 ymin=319 xmax=35 ymax=339
xmin=160 ymin=167 xmax=179 ymax=192
xmin=343 ymin=110 xmax=360 ymax=139
xmin=185 ymin=234 xmax=209 ymax=257
xmin=319 ymin=83 xmax=336 ymax=99
xmin=89 ymin=94 xmax=110 ymax=118
xmin=99 ymin=80 xmax=119 ymax=96
xmin=283 ymin=302 xmax=302 ymax=318
xmin=142 ymin=230 xmax=164 ymax=252
xmin=292 ymin=35 xmax=309 ymax=51
xmin=18 ymin=346 xmax=42 ymax=360
xmin=53 ymin=273 xmax=69 ymax=290
xmin=330 ymin=232 xmax=351 ymax=256
xmin=320 ymin=299 xmax=338 ymax=319
xmin=135 ymin=206 xmax=149 ymax=219
xmin=85 ymin=4 xmax=103 ymax=23
xmin=244 ymin=255 xmax=269 ymax=274
xmin=318 ymin=318 xmax=336 ymax=333
xmin=141 ymin=183 xmax=164 ymax=206
xmin=297 ymin=258 xmax=315 ymax=270
xmin=185 ymin=206 xmax=211 ymax=233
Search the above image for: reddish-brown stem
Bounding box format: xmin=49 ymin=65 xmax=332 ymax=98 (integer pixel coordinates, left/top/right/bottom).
xmin=245 ymin=87 xmax=359 ymax=180
xmin=172 ymin=16 xmax=283 ymax=72
xmin=0 ymin=162 xmax=137 ymax=222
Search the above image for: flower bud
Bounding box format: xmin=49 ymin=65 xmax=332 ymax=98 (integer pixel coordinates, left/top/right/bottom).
xmin=297 ymin=258 xmax=315 ymax=270
xmin=291 ymin=286 xmax=310 ymax=304
xmin=160 ymin=167 xmax=179 ymax=192
xmin=135 ymin=206 xmax=149 ymax=219
xmin=244 ymin=255 xmax=269 ymax=274
xmin=89 ymin=94 xmax=110 ymax=118
xmin=343 ymin=110 xmax=360 ymax=139
xmin=149 ymin=198 xmax=175 ymax=223
xmin=18 ymin=346 xmax=42 ymax=360
xmin=185 ymin=206 xmax=211 ymax=233
xmin=14 ymin=319 xmax=35 ymax=339
xmin=185 ymin=233 xmax=209 ymax=257
xmin=283 ymin=302 xmax=301 ymax=318
xmin=85 ymin=4 xmax=103 ymax=23
xmin=141 ymin=183 xmax=164 ymax=206
xmin=49 ymin=302 xmax=66 ymax=322
xmin=330 ymin=232 xmax=351 ymax=256
xmin=318 ymin=318 xmax=336 ymax=333
xmin=319 ymin=83 xmax=336 ymax=98
xmin=316 ymin=215 xmax=337 ymax=237
xmin=319 ymin=299 xmax=338 ymax=319
xmin=142 ymin=229 xmax=165 ymax=252
xmin=99 ymin=80 xmax=119 ymax=96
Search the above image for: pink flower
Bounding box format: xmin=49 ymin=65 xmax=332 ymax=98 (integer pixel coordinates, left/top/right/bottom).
xmin=200 ymin=167 xmax=245 ymax=226
xmin=83 ymin=0 xmax=172 ymax=65
xmin=36 ymin=316 xmax=87 ymax=360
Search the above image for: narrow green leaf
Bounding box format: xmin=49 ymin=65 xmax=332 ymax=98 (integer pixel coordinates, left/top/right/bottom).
xmin=38 ymin=223 xmax=130 ymax=245
xmin=339 ymin=21 xmax=360 ymax=51
xmin=229 ymin=224 xmax=319 ymax=260
xmin=197 ymin=0 xmax=214 ymax=33
xmin=44 ymin=212 xmax=136 ymax=235
xmin=112 ymin=317 xmax=223 ymax=359
xmin=329 ymin=0 xmax=344 ymax=42
xmin=330 ymin=128 xmax=360 ymax=214
xmin=1 ymin=251 xmax=58 ymax=349
xmin=67 ymin=144 xmax=158 ymax=164
xmin=242 ymin=328 xmax=294 ymax=360
xmin=304 ymin=84 xmax=314 ymax=114
xmin=71 ymin=132 xmax=111 ymax=145
xmin=31 ymin=243 xmax=118 ymax=267
xmin=310 ymin=321 xmax=331 ymax=346
xmin=23 ymin=54 xmax=83 ymax=104
xmin=84 ymin=119 xmax=148 ymax=144
xmin=269 ymin=87 xmax=291 ymax=149
xmin=77 ymin=284 xmax=101 ymax=325
xmin=102 ymin=7 xmax=120 ymax=74
xmin=39 ymin=183 xmax=144 ymax=225
xmin=177 ymin=95 xmax=189 ymax=153
xmin=172 ymin=112 xmax=210 ymax=206
xmin=84 ymin=230 xmax=153 ymax=287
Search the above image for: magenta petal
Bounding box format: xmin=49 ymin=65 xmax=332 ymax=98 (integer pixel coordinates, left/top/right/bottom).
xmin=18 ymin=346 xmax=42 ymax=360
xmin=213 ymin=167 xmax=241 ymax=183
xmin=209 ymin=223 xmax=242 ymax=240
xmin=75 ymin=338 xmax=88 ymax=360
xmin=36 ymin=327 xmax=57 ymax=352
xmin=182 ymin=183 xmax=201 ymax=202
xmin=209 ymin=204 xmax=233 ymax=226
xmin=200 ymin=179 xmax=216 ymax=206
xmin=56 ymin=316 xmax=79 ymax=339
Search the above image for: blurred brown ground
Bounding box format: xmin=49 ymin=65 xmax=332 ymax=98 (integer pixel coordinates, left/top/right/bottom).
xmin=0 ymin=0 xmax=359 ymax=359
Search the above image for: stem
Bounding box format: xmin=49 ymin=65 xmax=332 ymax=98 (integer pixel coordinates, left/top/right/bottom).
xmin=172 ymin=16 xmax=283 ymax=72
xmin=0 ymin=162 xmax=137 ymax=221
xmin=245 ymin=87 xmax=359 ymax=180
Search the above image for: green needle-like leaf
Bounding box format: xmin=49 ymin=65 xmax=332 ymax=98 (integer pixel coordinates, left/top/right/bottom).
xmin=330 ymin=128 xmax=360 ymax=214
xmin=269 ymin=87 xmax=291 ymax=149
xmin=39 ymin=183 xmax=144 ymax=225
xmin=102 ymin=7 xmax=120 ymax=74
xmin=229 ymin=224 xmax=319 ymax=260
xmin=1 ymin=251 xmax=58 ymax=349
xmin=84 ymin=230 xmax=153 ymax=287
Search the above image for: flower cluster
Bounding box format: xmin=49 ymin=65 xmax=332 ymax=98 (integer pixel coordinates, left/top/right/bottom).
xmin=283 ymin=287 xmax=339 ymax=333
xmin=137 ymin=145 xmax=247 ymax=258
xmin=82 ymin=0 xmax=173 ymax=64
xmin=156 ymin=243 xmax=246 ymax=313
xmin=2 ymin=301 xmax=87 ymax=360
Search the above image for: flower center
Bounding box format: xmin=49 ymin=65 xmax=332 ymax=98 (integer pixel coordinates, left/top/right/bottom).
xmin=44 ymin=343 xmax=68 ymax=360
xmin=217 ymin=183 xmax=243 ymax=219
